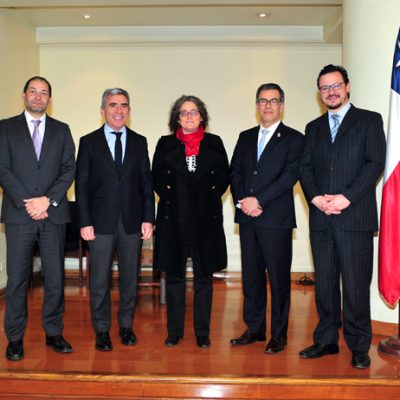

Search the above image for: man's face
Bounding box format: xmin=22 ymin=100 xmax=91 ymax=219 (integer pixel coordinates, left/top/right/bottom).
xmin=318 ymin=71 xmax=350 ymax=111
xmin=256 ymin=89 xmax=284 ymax=128
xmin=101 ymin=94 xmax=130 ymax=131
xmin=23 ymin=79 xmax=51 ymax=117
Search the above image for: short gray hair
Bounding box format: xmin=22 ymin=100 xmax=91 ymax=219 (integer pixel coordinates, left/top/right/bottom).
xmin=101 ymin=88 xmax=130 ymax=109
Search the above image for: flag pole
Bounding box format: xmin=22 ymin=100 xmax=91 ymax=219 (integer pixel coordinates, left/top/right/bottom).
xmin=377 ymin=305 xmax=400 ymax=357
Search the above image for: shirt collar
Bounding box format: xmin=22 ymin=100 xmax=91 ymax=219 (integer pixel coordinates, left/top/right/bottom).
xmin=328 ymin=102 xmax=351 ymax=120
xmin=259 ymin=120 xmax=281 ymax=136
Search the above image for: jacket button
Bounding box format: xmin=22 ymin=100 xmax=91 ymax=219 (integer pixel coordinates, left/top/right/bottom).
xmin=211 ymin=185 xmax=216 ymax=190
xmin=253 ymin=170 xmax=258 ymax=175
xmin=211 ymin=170 xmax=215 ymax=174
xmin=250 ymin=188 xmax=254 ymax=193
xmin=167 ymin=170 xmax=171 ymax=174
xmin=166 ymin=185 xmax=171 ymax=189
xmin=165 ymin=216 xmax=169 ymax=219
xmin=166 ymin=200 xmax=171 ymax=205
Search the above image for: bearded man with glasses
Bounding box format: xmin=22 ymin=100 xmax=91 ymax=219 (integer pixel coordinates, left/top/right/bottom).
xmin=299 ymin=64 xmax=386 ymax=369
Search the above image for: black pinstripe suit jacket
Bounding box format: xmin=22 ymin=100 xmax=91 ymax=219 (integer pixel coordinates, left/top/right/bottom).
xmin=300 ymin=104 xmax=386 ymax=232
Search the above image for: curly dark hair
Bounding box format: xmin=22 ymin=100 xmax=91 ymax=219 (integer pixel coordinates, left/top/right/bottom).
xmin=168 ymin=95 xmax=209 ymax=134
xmin=317 ymin=64 xmax=350 ymax=88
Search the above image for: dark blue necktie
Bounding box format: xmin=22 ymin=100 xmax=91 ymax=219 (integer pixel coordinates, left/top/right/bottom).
xmin=111 ymin=131 xmax=122 ymax=169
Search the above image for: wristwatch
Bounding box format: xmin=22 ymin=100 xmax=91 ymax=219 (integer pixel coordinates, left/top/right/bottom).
xmin=48 ymin=197 xmax=58 ymax=207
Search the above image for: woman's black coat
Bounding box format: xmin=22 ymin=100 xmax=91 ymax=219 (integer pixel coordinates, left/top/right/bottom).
xmin=152 ymin=132 xmax=229 ymax=276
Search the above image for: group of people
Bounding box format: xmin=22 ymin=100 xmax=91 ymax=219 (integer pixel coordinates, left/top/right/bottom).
xmin=0 ymin=64 xmax=386 ymax=371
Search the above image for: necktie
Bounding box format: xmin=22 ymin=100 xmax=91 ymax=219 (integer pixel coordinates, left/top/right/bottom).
xmin=330 ymin=114 xmax=340 ymax=143
xmin=31 ymin=120 xmax=42 ymax=160
xmin=257 ymin=128 xmax=269 ymax=161
xmin=111 ymin=131 xmax=123 ymax=169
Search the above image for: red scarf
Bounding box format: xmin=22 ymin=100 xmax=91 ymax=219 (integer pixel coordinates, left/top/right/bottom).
xmin=176 ymin=126 xmax=204 ymax=156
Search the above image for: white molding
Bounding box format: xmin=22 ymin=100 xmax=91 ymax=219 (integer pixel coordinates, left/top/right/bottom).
xmin=37 ymin=25 xmax=326 ymax=46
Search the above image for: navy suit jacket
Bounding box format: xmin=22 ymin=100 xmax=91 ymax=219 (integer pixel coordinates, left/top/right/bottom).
xmin=0 ymin=112 xmax=75 ymax=224
xmin=230 ymin=123 xmax=304 ymax=229
xmin=75 ymin=125 xmax=154 ymax=235
xmin=300 ymin=105 xmax=386 ymax=232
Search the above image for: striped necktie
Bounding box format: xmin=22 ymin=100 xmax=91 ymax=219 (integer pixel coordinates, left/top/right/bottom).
xmin=330 ymin=114 xmax=340 ymax=143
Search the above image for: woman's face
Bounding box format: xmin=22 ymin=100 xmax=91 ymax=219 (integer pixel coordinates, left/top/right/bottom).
xmin=178 ymin=101 xmax=202 ymax=134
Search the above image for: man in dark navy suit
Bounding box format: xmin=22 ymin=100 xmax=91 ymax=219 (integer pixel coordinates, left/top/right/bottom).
xmin=0 ymin=76 xmax=75 ymax=360
xmin=299 ymin=65 xmax=386 ymax=369
xmin=230 ymin=83 xmax=304 ymax=354
xmin=76 ymin=88 xmax=154 ymax=351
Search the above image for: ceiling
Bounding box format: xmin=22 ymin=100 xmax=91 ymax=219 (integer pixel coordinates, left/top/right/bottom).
xmin=0 ymin=1 xmax=343 ymax=43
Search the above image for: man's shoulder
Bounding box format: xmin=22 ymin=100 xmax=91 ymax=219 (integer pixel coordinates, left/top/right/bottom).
xmin=278 ymin=122 xmax=304 ymax=139
xmin=349 ymin=105 xmax=382 ymax=121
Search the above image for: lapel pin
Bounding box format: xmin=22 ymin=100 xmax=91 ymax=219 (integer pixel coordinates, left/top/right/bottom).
xmin=277 ymin=132 xmax=281 ymax=138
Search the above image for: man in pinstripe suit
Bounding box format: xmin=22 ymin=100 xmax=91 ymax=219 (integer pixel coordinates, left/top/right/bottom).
xmin=299 ymin=65 xmax=386 ymax=369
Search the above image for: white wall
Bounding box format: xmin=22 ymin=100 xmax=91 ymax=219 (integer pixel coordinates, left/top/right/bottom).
xmin=38 ymin=29 xmax=341 ymax=271
xmin=0 ymin=10 xmax=39 ymax=288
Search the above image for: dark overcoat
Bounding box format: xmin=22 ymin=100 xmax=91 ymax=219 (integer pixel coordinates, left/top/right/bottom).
xmin=152 ymin=132 xmax=229 ymax=276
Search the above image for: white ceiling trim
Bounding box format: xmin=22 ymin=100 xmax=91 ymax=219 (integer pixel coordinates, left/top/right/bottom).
xmin=37 ymin=25 xmax=325 ymax=45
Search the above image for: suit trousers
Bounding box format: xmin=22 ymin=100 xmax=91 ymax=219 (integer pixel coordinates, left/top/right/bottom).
xmin=166 ymin=247 xmax=213 ymax=337
xmin=239 ymin=223 xmax=292 ymax=340
xmin=5 ymin=220 xmax=66 ymax=341
xmin=89 ymin=217 xmax=141 ymax=333
xmin=310 ymin=226 xmax=373 ymax=352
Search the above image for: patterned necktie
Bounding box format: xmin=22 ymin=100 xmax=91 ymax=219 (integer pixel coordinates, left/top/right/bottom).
xmin=111 ymin=131 xmax=123 ymax=169
xmin=330 ymin=114 xmax=340 ymax=143
xmin=257 ymin=128 xmax=269 ymax=161
xmin=31 ymin=120 xmax=42 ymax=160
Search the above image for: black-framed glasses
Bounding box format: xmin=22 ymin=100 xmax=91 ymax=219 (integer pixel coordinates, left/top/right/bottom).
xmin=256 ymin=98 xmax=282 ymax=106
xmin=179 ymin=110 xmax=200 ymax=118
xmin=319 ymin=82 xmax=345 ymax=93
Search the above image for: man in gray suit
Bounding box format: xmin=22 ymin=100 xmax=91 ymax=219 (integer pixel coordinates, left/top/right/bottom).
xmin=299 ymin=65 xmax=386 ymax=369
xmin=0 ymin=76 xmax=75 ymax=361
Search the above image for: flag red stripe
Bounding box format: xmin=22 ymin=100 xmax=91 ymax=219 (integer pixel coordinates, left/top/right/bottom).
xmin=379 ymin=162 xmax=400 ymax=306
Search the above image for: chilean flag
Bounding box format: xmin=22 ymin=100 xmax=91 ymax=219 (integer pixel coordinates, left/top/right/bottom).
xmin=379 ymin=27 xmax=400 ymax=306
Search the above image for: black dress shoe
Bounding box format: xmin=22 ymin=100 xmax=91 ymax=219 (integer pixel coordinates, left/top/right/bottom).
xmin=299 ymin=343 xmax=339 ymax=359
xmin=6 ymin=340 xmax=24 ymax=361
xmin=119 ymin=328 xmax=137 ymax=346
xmin=230 ymin=330 xmax=266 ymax=346
xmin=164 ymin=335 xmax=182 ymax=347
xmin=196 ymin=336 xmax=211 ymax=348
xmin=45 ymin=335 xmax=73 ymax=353
xmin=351 ymin=351 xmax=370 ymax=369
xmin=265 ymin=338 xmax=286 ymax=354
xmin=95 ymin=332 xmax=113 ymax=351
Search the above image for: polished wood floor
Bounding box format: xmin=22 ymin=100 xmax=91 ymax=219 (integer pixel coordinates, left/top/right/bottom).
xmin=0 ymin=277 xmax=400 ymax=399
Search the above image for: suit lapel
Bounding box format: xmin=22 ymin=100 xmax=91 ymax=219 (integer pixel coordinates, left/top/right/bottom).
xmin=164 ymin=136 xmax=189 ymax=177
xmin=195 ymin=135 xmax=220 ymax=181
xmin=334 ymin=105 xmax=357 ymax=142
xmin=258 ymin=122 xmax=286 ymax=161
xmin=95 ymin=127 xmax=117 ymax=170
xmin=40 ymin=116 xmax=57 ymax=162
xmin=16 ymin=113 xmax=39 ymax=163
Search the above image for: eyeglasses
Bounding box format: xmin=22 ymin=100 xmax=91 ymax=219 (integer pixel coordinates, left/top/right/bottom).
xmin=256 ymin=98 xmax=282 ymax=106
xmin=319 ymin=82 xmax=345 ymax=93
xmin=180 ymin=110 xmax=200 ymax=118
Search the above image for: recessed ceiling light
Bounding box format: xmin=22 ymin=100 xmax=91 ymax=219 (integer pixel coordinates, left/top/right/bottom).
xmin=258 ymin=12 xmax=271 ymax=18
xmin=84 ymin=14 xmax=91 ymax=19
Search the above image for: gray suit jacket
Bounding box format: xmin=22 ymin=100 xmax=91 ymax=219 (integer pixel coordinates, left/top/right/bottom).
xmin=0 ymin=112 xmax=76 ymax=224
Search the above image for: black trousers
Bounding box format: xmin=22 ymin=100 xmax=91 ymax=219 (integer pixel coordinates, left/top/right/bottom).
xmin=89 ymin=218 xmax=141 ymax=333
xmin=310 ymin=227 xmax=373 ymax=352
xmin=5 ymin=220 xmax=66 ymax=341
xmin=166 ymin=247 xmax=213 ymax=337
xmin=239 ymin=223 xmax=292 ymax=341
